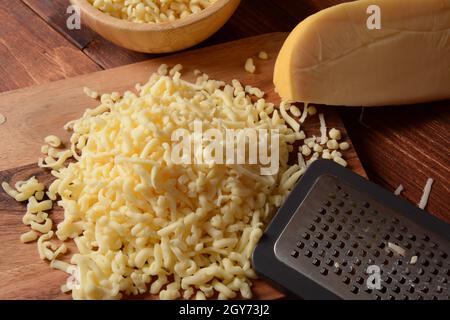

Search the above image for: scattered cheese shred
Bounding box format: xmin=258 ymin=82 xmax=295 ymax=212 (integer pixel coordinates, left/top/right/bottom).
xmin=1 ymin=177 xmax=45 ymax=202
xmin=322 ymin=149 xmax=331 ymax=160
xmin=304 ymin=137 xmax=316 ymax=145
xmin=326 ymin=139 xmax=339 ymax=150
xmin=333 ymin=156 xmax=348 ymax=167
xmin=20 ymin=230 xmax=38 ymax=243
xmin=339 ymin=142 xmax=350 ymax=151
xmin=50 ymin=260 xmax=73 ymax=273
xmin=1 ymin=181 xmax=18 ymax=198
xmin=0 ymin=113 xmax=6 ymax=125
xmin=306 ymin=152 xmax=319 ymax=166
xmin=280 ymin=102 xmax=300 ymax=132
xmin=258 ymin=51 xmax=269 ymax=60
xmin=418 ymin=178 xmax=434 ymax=209
xmin=394 ymin=184 xmax=404 ymax=196
xmin=299 ymin=104 xmax=308 ymax=123
xmin=297 ymin=153 xmax=306 ymax=170
xmin=301 ymin=145 xmax=311 ymax=157
xmin=307 ymin=106 xmax=317 ymax=115
xmin=44 ymin=135 xmax=62 ymax=148
xmin=329 ymin=128 xmax=341 ymax=141
xmin=289 ymin=105 xmax=301 ymax=118
xmin=245 ymin=85 xmax=265 ymax=98
xmin=30 ymin=218 xmax=53 ymax=234
xmin=319 ymin=113 xmax=327 ymax=145
xmin=83 ymin=87 xmax=98 ymax=99
xmin=35 ymin=191 xmax=45 ymax=201
xmin=387 ymin=242 xmax=406 ymax=257
xmin=244 ymin=58 xmax=256 ymax=74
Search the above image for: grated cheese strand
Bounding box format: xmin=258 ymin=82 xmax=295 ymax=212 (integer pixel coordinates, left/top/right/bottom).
xmin=394 ymin=184 xmax=404 ymax=196
xmin=319 ymin=113 xmax=327 ymax=145
xmin=418 ymin=178 xmax=434 ymax=209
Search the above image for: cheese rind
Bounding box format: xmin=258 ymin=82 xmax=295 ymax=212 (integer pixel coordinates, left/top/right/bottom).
xmin=274 ymin=0 xmax=450 ymax=106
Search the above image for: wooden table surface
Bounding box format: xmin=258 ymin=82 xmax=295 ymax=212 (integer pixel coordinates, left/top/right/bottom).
xmin=0 ymin=0 xmax=448 ymax=267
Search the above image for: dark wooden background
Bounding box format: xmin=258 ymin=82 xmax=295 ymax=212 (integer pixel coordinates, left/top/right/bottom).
xmin=0 ymin=0 xmax=448 ymax=221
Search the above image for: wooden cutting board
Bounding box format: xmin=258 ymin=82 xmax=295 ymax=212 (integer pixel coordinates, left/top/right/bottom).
xmin=0 ymin=33 xmax=365 ymax=299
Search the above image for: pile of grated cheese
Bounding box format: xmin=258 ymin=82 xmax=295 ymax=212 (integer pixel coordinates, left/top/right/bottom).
xmin=88 ymin=0 xmax=218 ymax=24
xmin=2 ymin=64 xmax=349 ymax=300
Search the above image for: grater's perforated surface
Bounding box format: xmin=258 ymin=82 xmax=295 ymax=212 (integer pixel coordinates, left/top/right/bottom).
xmin=274 ymin=175 xmax=450 ymax=300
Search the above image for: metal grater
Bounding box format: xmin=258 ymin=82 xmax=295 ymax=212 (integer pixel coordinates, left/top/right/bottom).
xmin=253 ymin=160 xmax=450 ymax=300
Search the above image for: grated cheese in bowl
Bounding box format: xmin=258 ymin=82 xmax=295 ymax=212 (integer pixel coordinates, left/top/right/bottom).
xmin=88 ymin=0 xmax=219 ymax=24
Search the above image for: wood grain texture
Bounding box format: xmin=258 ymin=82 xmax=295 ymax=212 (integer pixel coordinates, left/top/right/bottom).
xmin=0 ymin=1 xmax=100 ymax=93
xmin=21 ymin=0 xmax=152 ymax=68
xmin=0 ymin=33 xmax=365 ymax=299
xmin=340 ymin=104 xmax=450 ymax=223
xmin=21 ymin=0 xmax=93 ymax=50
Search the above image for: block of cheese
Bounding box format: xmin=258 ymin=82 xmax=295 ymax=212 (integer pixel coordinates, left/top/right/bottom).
xmin=274 ymin=0 xmax=450 ymax=106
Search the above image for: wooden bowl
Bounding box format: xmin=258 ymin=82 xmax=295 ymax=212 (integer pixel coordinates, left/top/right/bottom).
xmin=70 ymin=0 xmax=241 ymax=53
